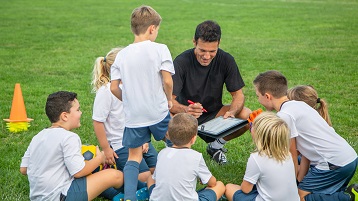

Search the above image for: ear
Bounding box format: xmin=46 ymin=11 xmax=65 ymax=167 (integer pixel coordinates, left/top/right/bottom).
xmin=264 ymin=92 xmax=272 ymax=100
xmin=59 ymin=111 xmax=68 ymax=122
xmin=190 ymin=135 xmax=197 ymax=145
xmin=149 ymin=25 xmax=156 ymax=34
xmin=192 ymin=38 xmax=197 ymax=47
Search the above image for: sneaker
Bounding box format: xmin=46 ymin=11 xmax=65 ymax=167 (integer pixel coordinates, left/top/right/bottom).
xmin=206 ymin=145 xmax=227 ymax=165
xmin=112 ymin=193 xmax=124 ymax=201
xmin=346 ymin=184 xmax=358 ymax=201
xmin=136 ymin=187 xmax=149 ymax=201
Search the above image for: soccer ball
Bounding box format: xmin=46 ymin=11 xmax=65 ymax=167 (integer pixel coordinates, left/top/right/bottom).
xmin=81 ymin=145 xmax=117 ymax=173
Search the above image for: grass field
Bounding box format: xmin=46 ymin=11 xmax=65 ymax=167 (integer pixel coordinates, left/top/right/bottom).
xmin=0 ymin=0 xmax=357 ymax=200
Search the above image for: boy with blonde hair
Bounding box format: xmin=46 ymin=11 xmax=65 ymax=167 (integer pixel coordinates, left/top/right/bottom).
xmin=110 ymin=5 xmax=175 ymax=201
xmin=253 ymin=70 xmax=357 ymax=201
xmin=148 ymin=113 xmax=225 ymax=201
xmin=225 ymin=112 xmax=299 ymax=201
xmin=20 ymin=91 xmax=123 ymax=201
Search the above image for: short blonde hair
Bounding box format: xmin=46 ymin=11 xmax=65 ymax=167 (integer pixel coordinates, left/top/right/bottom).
xmin=131 ymin=5 xmax=162 ymax=35
xmin=168 ymin=113 xmax=198 ymax=146
xmin=287 ymin=85 xmax=332 ymax=126
xmin=252 ymin=112 xmax=290 ymax=162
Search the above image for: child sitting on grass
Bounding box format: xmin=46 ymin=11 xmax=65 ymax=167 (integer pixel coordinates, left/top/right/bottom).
xmin=20 ymin=91 xmax=123 ymax=201
xmin=225 ymin=112 xmax=299 ymax=201
xmin=147 ymin=113 xmax=225 ymax=201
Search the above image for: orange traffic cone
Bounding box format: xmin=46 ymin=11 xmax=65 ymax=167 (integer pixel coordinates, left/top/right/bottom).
xmin=3 ymin=83 xmax=33 ymax=132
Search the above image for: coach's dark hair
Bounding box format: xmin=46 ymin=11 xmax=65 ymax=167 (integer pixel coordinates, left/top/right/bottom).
xmin=194 ymin=20 xmax=221 ymax=43
xmin=45 ymin=91 xmax=77 ymax=123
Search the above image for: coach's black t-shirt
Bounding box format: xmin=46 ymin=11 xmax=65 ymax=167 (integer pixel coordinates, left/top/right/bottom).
xmin=173 ymin=48 xmax=245 ymax=114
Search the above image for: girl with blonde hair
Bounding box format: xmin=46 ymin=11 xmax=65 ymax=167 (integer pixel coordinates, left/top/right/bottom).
xmin=91 ymin=48 xmax=157 ymax=200
xmin=287 ymin=85 xmax=332 ymax=126
xmin=225 ymin=112 xmax=299 ymax=201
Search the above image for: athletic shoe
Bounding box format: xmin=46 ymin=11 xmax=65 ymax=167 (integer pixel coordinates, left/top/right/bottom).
xmin=206 ymin=145 xmax=227 ymax=165
xmin=136 ymin=187 xmax=149 ymax=201
xmin=112 ymin=187 xmax=149 ymax=201
xmin=112 ymin=192 xmax=124 ymax=201
xmin=346 ymin=184 xmax=358 ymax=201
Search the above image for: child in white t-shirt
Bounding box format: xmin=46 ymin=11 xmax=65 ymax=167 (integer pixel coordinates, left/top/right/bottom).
xmin=110 ymin=5 xmax=175 ymax=201
xmin=225 ymin=112 xmax=300 ymax=201
xmin=148 ymin=113 xmax=225 ymax=201
xmin=20 ymin=91 xmax=123 ymax=201
xmin=91 ymin=48 xmax=158 ymax=200
xmin=253 ymin=70 xmax=357 ymax=201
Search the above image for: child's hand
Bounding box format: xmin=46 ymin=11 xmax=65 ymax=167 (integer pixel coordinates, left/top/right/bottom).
xmin=168 ymin=100 xmax=173 ymax=110
xmin=142 ymin=143 xmax=149 ymax=154
xmin=103 ymin=146 xmax=118 ymax=165
xmin=95 ymin=146 xmax=106 ymax=165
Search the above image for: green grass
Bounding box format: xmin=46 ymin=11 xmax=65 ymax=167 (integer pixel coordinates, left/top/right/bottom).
xmin=1 ymin=0 xmax=357 ymax=200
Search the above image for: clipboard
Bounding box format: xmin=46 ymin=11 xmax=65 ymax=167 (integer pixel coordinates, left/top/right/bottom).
xmin=198 ymin=116 xmax=248 ymax=139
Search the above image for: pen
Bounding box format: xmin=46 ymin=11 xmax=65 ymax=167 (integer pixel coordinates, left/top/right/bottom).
xmin=187 ymin=100 xmax=207 ymax=112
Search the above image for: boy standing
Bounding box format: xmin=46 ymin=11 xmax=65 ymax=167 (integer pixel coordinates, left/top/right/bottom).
xmin=148 ymin=113 xmax=225 ymax=201
xmin=253 ymin=70 xmax=357 ymax=201
xmin=110 ymin=5 xmax=175 ymax=201
xmin=20 ymin=91 xmax=123 ymax=201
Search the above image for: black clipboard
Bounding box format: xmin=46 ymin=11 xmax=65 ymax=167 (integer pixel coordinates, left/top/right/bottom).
xmin=198 ymin=117 xmax=248 ymax=139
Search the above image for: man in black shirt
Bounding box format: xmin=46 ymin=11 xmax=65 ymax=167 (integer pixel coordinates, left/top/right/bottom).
xmin=170 ymin=20 xmax=251 ymax=164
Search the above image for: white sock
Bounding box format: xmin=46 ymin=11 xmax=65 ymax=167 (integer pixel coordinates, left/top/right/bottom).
xmin=209 ymin=138 xmax=226 ymax=149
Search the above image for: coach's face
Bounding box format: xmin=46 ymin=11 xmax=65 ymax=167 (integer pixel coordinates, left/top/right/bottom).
xmin=193 ymin=38 xmax=219 ymax=66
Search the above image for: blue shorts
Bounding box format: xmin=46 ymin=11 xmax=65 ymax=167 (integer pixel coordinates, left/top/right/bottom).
xmin=65 ymin=177 xmax=88 ymax=201
xmin=148 ymin=185 xmax=217 ymax=201
xmin=123 ymin=112 xmax=170 ymax=148
xmin=299 ymin=157 xmax=358 ymax=194
xmin=197 ymin=187 xmax=217 ymax=201
xmin=232 ymin=185 xmax=258 ymax=201
xmin=115 ymin=142 xmax=158 ymax=172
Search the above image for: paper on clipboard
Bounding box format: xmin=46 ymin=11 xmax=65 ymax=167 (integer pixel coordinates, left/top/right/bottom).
xmin=198 ymin=116 xmax=248 ymax=139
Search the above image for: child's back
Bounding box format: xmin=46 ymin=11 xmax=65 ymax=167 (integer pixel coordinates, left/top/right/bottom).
xmin=278 ymin=100 xmax=356 ymax=169
xmin=245 ymin=152 xmax=297 ymax=201
xmin=150 ymin=147 xmax=211 ymax=201
xmin=112 ymin=41 xmax=174 ymax=127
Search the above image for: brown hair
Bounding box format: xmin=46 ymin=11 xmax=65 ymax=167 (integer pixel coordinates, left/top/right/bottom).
xmin=167 ymin=113 xmax=198 ymax=146
xmin=131 ymin=5 xmax=162 ymax=35
xmin=287 ymin=85 xmax=332 ymax=126
xmin=253 ymin=70 xmax=288 ymax=98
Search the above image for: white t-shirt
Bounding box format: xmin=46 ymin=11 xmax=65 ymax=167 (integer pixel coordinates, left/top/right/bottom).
xmin=92 ymin=83 xmax=124 ymax=151
xmin=20 ymin=128 xmax=85 ymax=201
xmin=244 ymin=153 xmax=299 ymax=201
xmin=150 ymin=148 xmax=212 ymax=201
xmin=278 ymin=101 xmax=357 ymax=170
xmin=111 ymin=40 xmax=175 ymax=128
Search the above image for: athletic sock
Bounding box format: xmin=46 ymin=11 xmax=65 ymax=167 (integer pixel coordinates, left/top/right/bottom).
xmin=209 ymin=138 xmax=226 ymax=150
xmin=137 ymin=180 xmax=147 ymax=189
xmin=123 ymin=160 xmax=140 ymax=201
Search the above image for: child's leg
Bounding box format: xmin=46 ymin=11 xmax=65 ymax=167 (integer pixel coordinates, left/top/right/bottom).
xmin=225 ymin=183 xmax=241 ymax=201
xmin=86 ymin=169 xmax=123 ymax=200
xmin=124 ymin=146 xmax=143 ymax=201
xmin=205 ymin=181 xmax=225 ymax=201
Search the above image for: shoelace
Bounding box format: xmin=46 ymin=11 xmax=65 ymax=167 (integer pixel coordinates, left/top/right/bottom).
xmin=213 ymin=149 xmax=227 ymax=164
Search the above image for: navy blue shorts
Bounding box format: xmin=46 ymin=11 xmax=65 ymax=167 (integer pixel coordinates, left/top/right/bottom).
xmin=299 ymin=157 xmax=358 ymax=194
xmin=148 ymin=185 xmax=217 ymax=201
xmin=65 ymin=177 xmax=88 ymax=201
xmin=123 ymin=112 xmax=170 ymax=148
xmin=197 ymin=187 xmax=217 ymax=201
xmin=232 ymin=185 xmax=258 ymax=201
xmin=115 ymin=142 xmax=157 ymax=172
